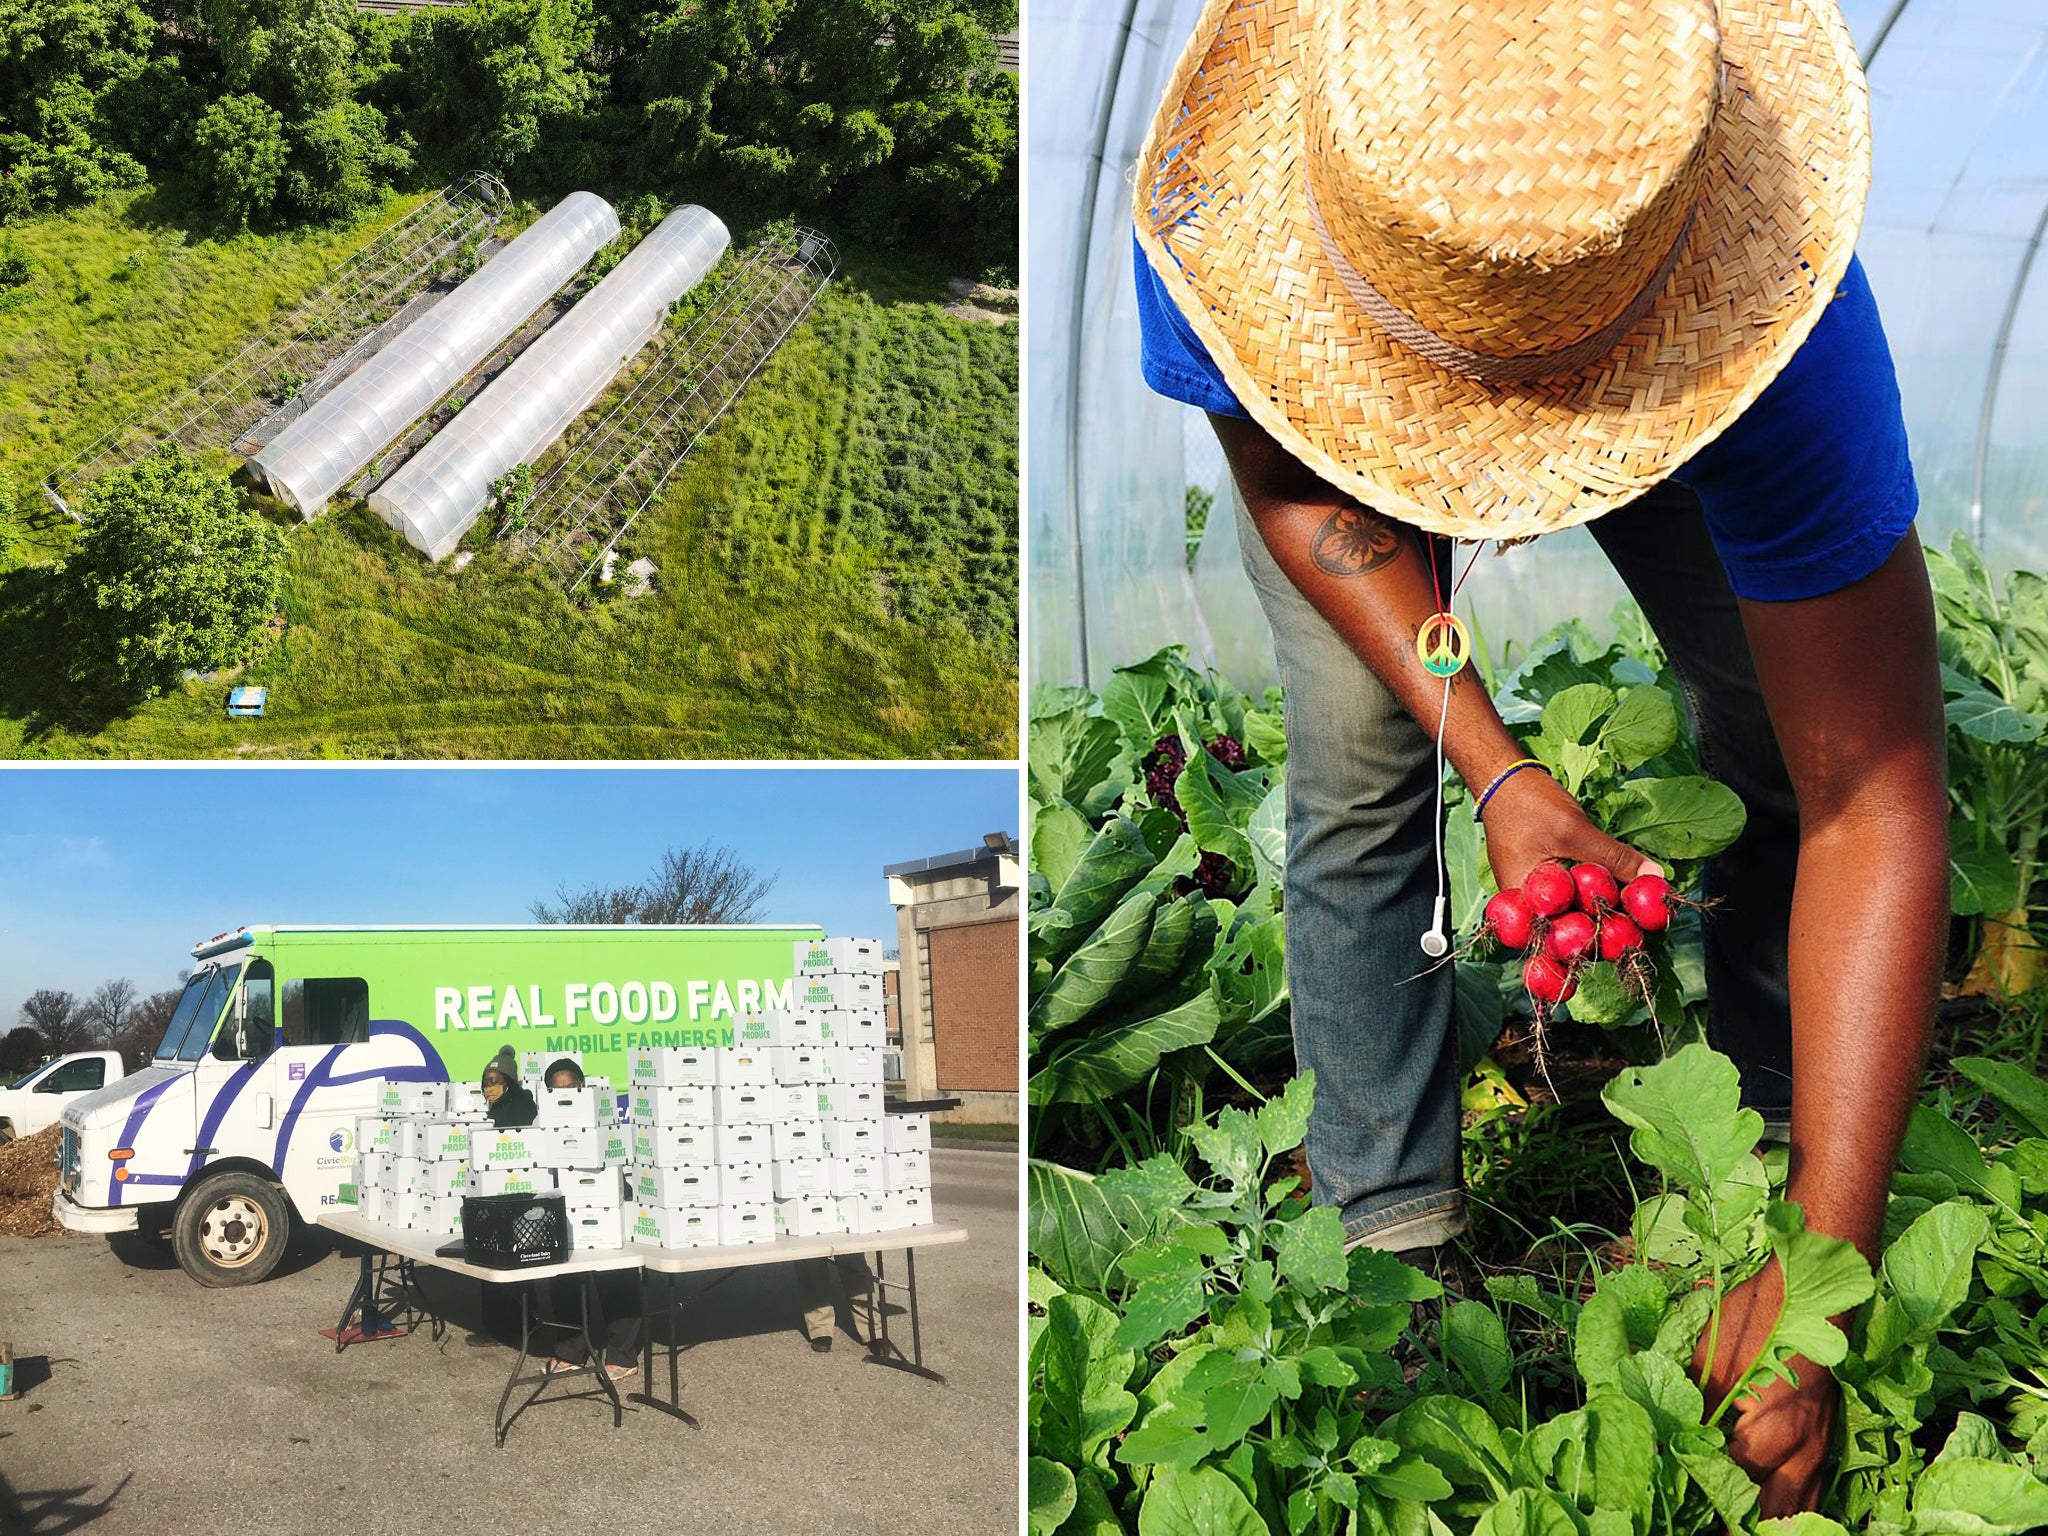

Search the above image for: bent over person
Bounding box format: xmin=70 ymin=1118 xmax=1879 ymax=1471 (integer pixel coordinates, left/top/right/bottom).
xmin=1132 ymin=0 xmax=1946 ymax=1516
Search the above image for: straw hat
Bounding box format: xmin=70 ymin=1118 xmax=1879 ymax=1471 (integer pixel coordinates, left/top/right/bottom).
xmin=1134 ymin=0 xmax=1870 ymax=537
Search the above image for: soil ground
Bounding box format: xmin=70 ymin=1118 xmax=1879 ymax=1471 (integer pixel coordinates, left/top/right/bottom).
xmin=0 ymin=1145 xmax=1018 ymax=1535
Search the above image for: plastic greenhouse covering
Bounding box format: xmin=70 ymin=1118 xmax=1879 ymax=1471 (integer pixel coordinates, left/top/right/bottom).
xmin=249 ymin=191 xmax=622 ymax=517
xmin=369 ymin=205 xmax=732 ymax=561
xmin=1030 ymin=0 xmax=2048 ymax=690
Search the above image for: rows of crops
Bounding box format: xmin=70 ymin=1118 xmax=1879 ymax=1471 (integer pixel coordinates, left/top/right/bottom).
xmin=1027 ymin=537 xmax=2048 ymax=1535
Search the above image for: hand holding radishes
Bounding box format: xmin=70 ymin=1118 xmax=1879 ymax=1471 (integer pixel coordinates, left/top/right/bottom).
xmin=1471 ymin=853 xmax=1692 ymax=1087
xmin=1452 ymin=670 xmax=1747 ymax=1082
xmin=1475 ymin=755 xmax=1663 ymax=898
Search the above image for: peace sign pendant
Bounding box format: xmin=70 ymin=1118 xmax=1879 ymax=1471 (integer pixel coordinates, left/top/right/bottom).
xmin=1416 ymin=613 xmax=1471 ymax=678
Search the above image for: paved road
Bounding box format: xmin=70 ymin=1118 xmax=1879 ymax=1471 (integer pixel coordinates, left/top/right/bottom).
xmin=0 ymin=1146 xmax=1017 ymax=1535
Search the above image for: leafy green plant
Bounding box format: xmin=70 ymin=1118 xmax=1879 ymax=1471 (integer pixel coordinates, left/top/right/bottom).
xmin=191 ymin=92 xmax=289 ymax=229
xmin=0 ymin=241 xmax=35 ymax=311
xmin=1031 ymin=1044 xmax=2048 ymax=1536
xmin=57 ymin=441 xmax=285 ymax=697
xmin=1926 ymin=537 xmax=2048 ymax=996
xmin=1028 ymin=648 xmax=1287 ymax=1167
xmin=489 ymin=462 xmax=536 ymax=533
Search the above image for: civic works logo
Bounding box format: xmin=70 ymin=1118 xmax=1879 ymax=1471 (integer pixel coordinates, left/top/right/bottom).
xmin=287 ymin=1062 xmax=308 ymax=1081
xmin=329 ymin=1128 xmax=354 ymax=1155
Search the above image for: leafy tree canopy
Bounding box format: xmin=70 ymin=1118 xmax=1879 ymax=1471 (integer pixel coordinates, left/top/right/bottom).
xmin=191 ymin=91 xmax=287 ymax=225
xmin=59 ymin=442 xmax=286 ymax=698
xmin=1 ymin=0 xmax=1015 ymax=269
xmin=391 ymin=0 xmax=598 ymax=174
xmin=0 ymin=0 xmax=164 ymax=219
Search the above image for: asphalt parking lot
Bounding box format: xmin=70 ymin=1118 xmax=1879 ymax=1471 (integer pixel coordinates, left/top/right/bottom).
xmin=0 ymin=1145 xmax=1017 ymax=1535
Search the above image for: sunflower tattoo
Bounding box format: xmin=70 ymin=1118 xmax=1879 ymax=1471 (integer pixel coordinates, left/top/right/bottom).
xmin=1310 ymin=505 xmax=1403 ymax=577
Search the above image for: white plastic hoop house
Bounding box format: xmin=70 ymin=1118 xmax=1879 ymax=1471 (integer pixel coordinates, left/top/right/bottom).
xmin=369 ymin=205 xmax=732 ymax=561
xmin=249 ymin=191 xmax=622 ymax=517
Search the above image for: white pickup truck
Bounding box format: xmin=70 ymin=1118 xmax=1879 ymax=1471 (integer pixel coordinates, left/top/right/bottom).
xmin=0 ymin=1051 xmax=127 ymax=1142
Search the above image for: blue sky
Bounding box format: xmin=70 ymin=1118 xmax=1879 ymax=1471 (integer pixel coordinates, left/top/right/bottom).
xmin=0 ymin=767 xmax=1018 ymax=1026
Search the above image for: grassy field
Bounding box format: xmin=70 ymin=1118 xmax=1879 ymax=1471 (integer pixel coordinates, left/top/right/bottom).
xmin=0 ymin=189 xmax=1018 ymax=759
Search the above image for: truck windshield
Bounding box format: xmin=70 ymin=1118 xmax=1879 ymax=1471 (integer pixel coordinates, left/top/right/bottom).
xmin=153 ymin=968 xmax=239 ymax=1063
xmin=6 ymin=1062 xmax=53 ymax=1091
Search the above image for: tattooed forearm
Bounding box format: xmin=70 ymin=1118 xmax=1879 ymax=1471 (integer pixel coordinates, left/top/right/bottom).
xmin=1309 ymin=505 xmax=1404 ymax=577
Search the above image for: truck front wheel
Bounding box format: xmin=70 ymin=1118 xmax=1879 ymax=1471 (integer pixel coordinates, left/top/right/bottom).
xmin=172 ymin=1172 xmax=291 ymax=1287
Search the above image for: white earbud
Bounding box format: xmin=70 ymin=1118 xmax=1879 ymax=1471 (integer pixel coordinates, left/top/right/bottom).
xmin=1420 ymin=895 xmax=1449 ymax=958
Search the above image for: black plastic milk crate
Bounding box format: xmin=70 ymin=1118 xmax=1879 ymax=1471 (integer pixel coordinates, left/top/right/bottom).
xmin=460 ymin=1192 xmax=571 ymax=1269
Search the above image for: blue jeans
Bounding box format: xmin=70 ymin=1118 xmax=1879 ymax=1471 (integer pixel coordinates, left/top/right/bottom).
xmin=1235 ymin=478 xmax=1798 ymax=1250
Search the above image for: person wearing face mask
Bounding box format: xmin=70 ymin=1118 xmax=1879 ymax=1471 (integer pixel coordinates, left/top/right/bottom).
xmin=481 ymin=1046 xmax=538 ymax=1128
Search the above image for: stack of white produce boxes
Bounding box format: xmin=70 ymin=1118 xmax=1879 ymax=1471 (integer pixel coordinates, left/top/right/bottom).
xmin=352 ymin=1080 xmax=491 ymax=1234
xmin=796 ymin=933 xmax=934 ymax=1235
xmin=623 ymin=937 xmax=934 ymax=1251
xmin=501 ymin=1076 xmax=631 ymax=1251
xmin=793 ymin=936 xmax=890 ymax=1054
xmin=624 ymin=1039 xmax=776 ymax=1248
xmin=352 ymin=1071 xmax=630 ymax=1248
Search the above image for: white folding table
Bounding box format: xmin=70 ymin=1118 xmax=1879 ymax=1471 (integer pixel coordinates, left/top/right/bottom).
xmin=318 ymin=1210 xmax=643 ymax=1445
xmin=316 ymin=1212 xmax=968 ymax=1441
xmin=632 ymin=1223 xmax=969 ymax=1417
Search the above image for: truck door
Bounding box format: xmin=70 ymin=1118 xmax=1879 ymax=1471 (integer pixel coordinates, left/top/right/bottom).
xmin=190 ymin=959 xmax=266 ymax=1171
xmin=192 ymin=962 xmax=372 ymax=1197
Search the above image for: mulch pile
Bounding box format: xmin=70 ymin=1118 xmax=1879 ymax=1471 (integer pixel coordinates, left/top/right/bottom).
xmin=0 ymin=1126 xmax=65 ymax=1237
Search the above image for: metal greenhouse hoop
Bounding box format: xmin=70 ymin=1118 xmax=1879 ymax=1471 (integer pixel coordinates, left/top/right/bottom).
xmin=503 ymin=225 xmax=840 ymax=591
xmin=44 ymin=173 xmax=511 ymax=518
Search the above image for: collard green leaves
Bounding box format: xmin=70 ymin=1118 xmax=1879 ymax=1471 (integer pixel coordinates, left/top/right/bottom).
xmin=1028 ymin=648 xmax=1286 ymax=1149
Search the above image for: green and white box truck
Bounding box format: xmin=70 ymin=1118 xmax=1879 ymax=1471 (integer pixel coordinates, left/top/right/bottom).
xmin=54 ymin=922 xmax=819 ymax=1285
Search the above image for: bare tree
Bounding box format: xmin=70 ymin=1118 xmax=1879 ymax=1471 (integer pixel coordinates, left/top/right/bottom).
xmin=82 ymin=978 xmax=138 ymax=1050
xmin=125 ymin=987 xmax=185 ymax=1067
xmin=19 ymin=989 xmax=89 ymax=1055
xmin=534 ymin=842 xmax=778 ymax=926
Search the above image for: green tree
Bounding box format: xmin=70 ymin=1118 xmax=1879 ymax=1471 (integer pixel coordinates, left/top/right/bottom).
xmin=282 ymin=99 xmax=410 ymax=222
xmin=0 ymin=0 xmax=164 ymax=219
xmin=190 ymin=91 xmax=287 ymax=226
xmin=631 ymin=0 xmax=1016 ymax=267
xmin=59 ymin=443 xmax=286 ymax=697
xmin=176 ymin=0 xmax=356 ymax=118
xmin=392 ymin=0 xmax=597 ymax=174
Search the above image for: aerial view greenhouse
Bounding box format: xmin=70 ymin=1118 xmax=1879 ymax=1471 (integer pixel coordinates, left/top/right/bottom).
xmin=370 ymin=204 xmax=731 ymax=561
xmin=251 ymin=190 xmax=621 ymax=518
xmin=1027 ymin=3 xmax=2048 ymax=1534
xmin=0 ymin=0 xmax=1017 ymax=760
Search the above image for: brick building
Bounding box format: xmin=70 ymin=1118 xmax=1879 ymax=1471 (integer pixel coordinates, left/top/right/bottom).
xmin=884 ymin=833 xmax=1019 ymax=1125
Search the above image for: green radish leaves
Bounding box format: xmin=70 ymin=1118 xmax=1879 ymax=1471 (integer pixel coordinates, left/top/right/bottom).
xmin=1031 ymin=1045 xmax=2048 ymax=1536
xmin=1602 ymin=1044 xmax=1763 ymax=1200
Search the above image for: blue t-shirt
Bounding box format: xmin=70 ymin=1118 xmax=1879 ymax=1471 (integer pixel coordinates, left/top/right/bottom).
xmin=1135 ymin=232 xmax=1918 ymax=602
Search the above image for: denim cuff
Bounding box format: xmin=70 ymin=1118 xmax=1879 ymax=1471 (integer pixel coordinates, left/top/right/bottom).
xmin=1339 ymin=1190 xmax=1468 ymax=1254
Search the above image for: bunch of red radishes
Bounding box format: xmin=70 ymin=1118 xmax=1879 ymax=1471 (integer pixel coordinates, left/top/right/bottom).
xmin=1478 ymin=861 xmax=1678 ymax=1012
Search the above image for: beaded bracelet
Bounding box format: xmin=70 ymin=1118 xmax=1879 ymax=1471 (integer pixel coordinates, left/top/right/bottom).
xmin=1473 ymin=757 xmax=1549 ymax=820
